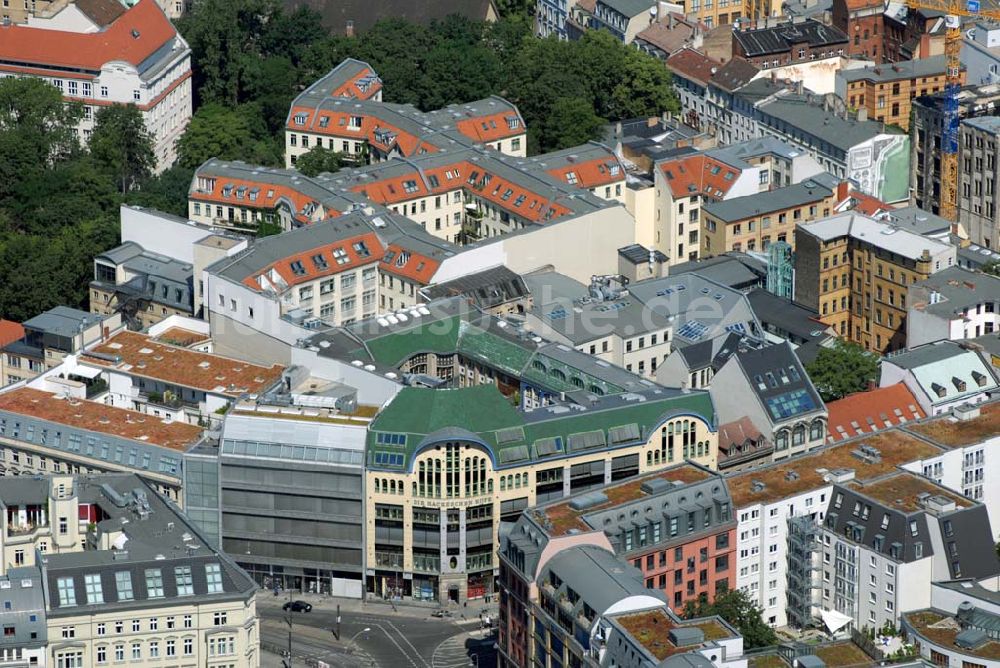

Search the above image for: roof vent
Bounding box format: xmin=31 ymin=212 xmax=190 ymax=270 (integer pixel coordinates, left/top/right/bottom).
xmin=131 ymin=28 xmax=140 ymax=39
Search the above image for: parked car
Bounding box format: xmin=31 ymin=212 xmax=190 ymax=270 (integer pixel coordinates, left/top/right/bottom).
xmin=283 ymin=600 xmax=312 ymax=612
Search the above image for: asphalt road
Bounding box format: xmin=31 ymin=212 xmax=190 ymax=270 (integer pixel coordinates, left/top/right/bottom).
xmin=259 ymin=602 xmax=496 ymax=668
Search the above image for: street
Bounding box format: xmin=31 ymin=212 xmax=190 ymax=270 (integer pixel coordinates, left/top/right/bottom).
xmin=258 ymin=596 xmax=498 ymax=668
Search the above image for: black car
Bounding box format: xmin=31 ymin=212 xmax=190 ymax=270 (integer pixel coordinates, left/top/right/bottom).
xmin=283 ymin=601 xmax=313 ymax=612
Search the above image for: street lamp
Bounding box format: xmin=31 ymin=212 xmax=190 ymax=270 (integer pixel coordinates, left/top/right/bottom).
xmin=349 ymin=627 xmax=372 ymax=645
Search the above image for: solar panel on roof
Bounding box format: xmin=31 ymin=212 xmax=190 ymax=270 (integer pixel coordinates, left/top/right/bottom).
xmin=765 ymin=388 xmax=817 ymax=420
xmin=676 ymin=320 xmax=709 ymax=341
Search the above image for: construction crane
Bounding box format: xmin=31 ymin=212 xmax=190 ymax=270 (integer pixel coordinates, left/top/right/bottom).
xmin=904 ymin=0 xmax=1000 ymax=220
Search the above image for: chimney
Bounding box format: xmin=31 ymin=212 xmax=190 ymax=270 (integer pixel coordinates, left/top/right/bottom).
xmin=837 ymin=181 xmax=850 ymax=200
xmin=669 ymin=12 xmax=676 ymax=28
xmin=796 ymin=79 xmax=804 ymax=95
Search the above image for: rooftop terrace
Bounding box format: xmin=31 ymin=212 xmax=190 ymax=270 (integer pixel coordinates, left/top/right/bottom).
xmin=906 ymin=402 xmax=1000 ymax=449
xmin=541 ymin=463 xmax=714 ymax=536
xmin=812 ymin=642 xmax=876 ymax=667
xmin=152 ymin=327 xmax=211 ymax=348
xmin=615 ymin=609 xmax=734 ymax=661
xmin=0 ymin=387 xmax=203 ymax=451
xmin=84 ymin=331 xmax=285 ymax=396
xmin=848 ymin=471 xmax=969 ymax=513
xmin=727 ymin=430 xmax=942 ymax=507
xmin=904 ymin=610 xmax=1000 ymax=661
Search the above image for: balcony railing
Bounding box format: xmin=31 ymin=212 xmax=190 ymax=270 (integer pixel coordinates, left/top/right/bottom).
xmin=6 ymin=524 xmax=44 ymax=537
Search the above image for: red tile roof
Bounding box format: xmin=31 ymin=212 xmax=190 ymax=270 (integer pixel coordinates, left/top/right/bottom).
xmin=330 ymin=68 xmax=383 ymax=100
xmin=718 ymin=416 xmax=762 ymax=451
xmin=380 ymin=244 xmax=441 ymax=285
xmin=826 ymin=384 xmax=926 ymax=443
xmin=454 ymin=111 xmax=523 ymax=144
xmin=659 ymin=154 xmax=743 ymax=200
xmin=0 ymin=320 xmax=24 ymax=349
xmin=545 ymin=156 xmax=624 ymax=190
xmin=190 ymin=176 xmax=338 ymax=224
xmin=666 ymin=48 xmax=724 ymax=86
xmin=287 ymin=105 xmax=439 ymax=158
xmin=242 ymin=231 xmax=385 ymax=290
xmin=0 ymin=0 xmax=176 ymax=73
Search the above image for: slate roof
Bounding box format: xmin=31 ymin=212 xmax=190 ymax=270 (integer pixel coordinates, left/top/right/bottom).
xmin=702 ymin=177 xmax=835 ymax=223
xmin=537 ymin=544 xmax=665 ymax=614
xmin=883 ymin=340 xmax=998 ymax=405
xmin=796 ymin=212 xmax=954 ymax=261
xmin=746 ymin=288 xmax=829 ymax=344
xmin=420 ymin=265 xmax=529 ymax=308
xmin=729 ymin=341 xmax=825 ymax=426
xmin=839 ymin=55 xmax=950 ymax=83
xmin=0 ymin=567 xmax=46 ymax=648
xmin=599 ymin=0 xmax=656 ymax=18
xmin=910 ymin=266 xmax=1000 ymax=319
xmin=40 ymin=473 xmax=256 ymax=616
xmin=756 ymin=95 xmax=898 ymax=152
xmin=23 ymin=306 xmax=104 ymax=339
xmin=734 ymin=19 xmax=847 ymax=57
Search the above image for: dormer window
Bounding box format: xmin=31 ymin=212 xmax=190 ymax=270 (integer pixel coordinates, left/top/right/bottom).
xmin=565 ymin=172 xmax=578 ymax=185
xmin=294 ymin=112 xmax=308 ymax=125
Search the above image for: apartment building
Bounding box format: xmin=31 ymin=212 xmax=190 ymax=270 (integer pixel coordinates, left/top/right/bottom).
xmin=898 ymin=401 xmax=1000 ymax=525
xmin=831 ymin=0 xmax=884 ymax=59
xmin=0 ymin=0 xmax=192 ymax=169
xmin=958 ymin=115 xmax=1000 ymax=248
xmin=524 ymin=271 xmax=763 ymax=379
xmin=364 ymin=381 xmax=719 ymax=603
xmin=526 ymin=463 xmax=737 ymax=610
xmin=880 ymin=340 xmax=998 ymax=416
xmin=725 ymin=429 xmax=943 ymax=628
xmin=285 ymin=59 xmax=525 ymax=167
xmin=911 ymin=84 xmax=1000 ymax=218
xmin=711 ymin=342 xmax=828 ymax=461
xmin=907 ymin=266 xmax=1000 ymax=347
xmin=835 ymin=56 xmax=958 ymax=131
xmin=0 ymin=307 xmax=122 ymax=387
xmin=0 ymin=473 xmax=259 ymax=668
xmin=733 ymin=20 xmax=848 ymax=70
xmin=794 ymin=212 xmax=956 ymax=353
xmin=815 ymin=472 xmax=998 ymax=631
xmin=90 ymin=244 xmax=195 ymax=331
xmin=497 ymin=539 xmax=746 ymax=668
xmin=701 ymin=176 xmax=839 ymax=256
xmin=76 ymin=330 xmax=285 ymax=426
xmin=654 ymin=152 xmax=760 ymax=264
xmin=0 ymin=386 xmax=202 ymax=501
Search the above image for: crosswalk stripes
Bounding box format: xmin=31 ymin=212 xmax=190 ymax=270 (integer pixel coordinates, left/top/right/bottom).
xmin=431 ymin=634 xmax=472 ymax=668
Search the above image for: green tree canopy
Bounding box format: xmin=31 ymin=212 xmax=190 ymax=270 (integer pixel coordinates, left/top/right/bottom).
xmin=89 ymin=104 xmax=156 ymax=193
xmin=806 ymin=340 xmax=880 ymax=402
xmin=682 ymin=588 xmax=778 ymax=650
xmin=176 ymin=103 xmax=281 ymax=169
xmin=294 ymin=147 xmax=346 ymax=177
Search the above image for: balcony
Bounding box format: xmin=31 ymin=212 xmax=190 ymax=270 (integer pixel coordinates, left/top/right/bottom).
xmin=6 ymin=523 xmax=45 ymax=537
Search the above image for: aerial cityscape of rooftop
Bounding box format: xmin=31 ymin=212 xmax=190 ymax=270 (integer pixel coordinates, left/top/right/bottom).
xmin=5 ymin=0 xmax=1000 ymax=666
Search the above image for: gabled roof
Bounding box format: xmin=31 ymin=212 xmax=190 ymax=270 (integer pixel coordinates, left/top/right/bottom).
xmin=709 ymin=57 xmax=760 ymax=92
xmin=658 ymin=153 xmax=744 ymax=200
xmin=729 ymin=341 xmax=825 ymax=425
xmin=75 ymin=0 xmax=128 ymax=27
xmin=884 ymin=340 xmax=998 ymax=404
xmin=826 ymin=384 xmax=925 ymax=443
xmin=734 ymin=19 xmax=847 ymax=57
xmin=0 ymin=0 xmax=177 ymax=74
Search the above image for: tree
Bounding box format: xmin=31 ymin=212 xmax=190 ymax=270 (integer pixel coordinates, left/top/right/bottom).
xmin=983 ymin=259 xmax=1000 ymax=277
xmin=294 ymin=147 xmax=346 ymax=177
xmin=127 ymin=165 xmax=196 ymax=218
xmin=176 ymin=103 xmax=281 ymax=169
xmin=682 ymin=588 xmax=777 ymax=650
xmin=537 ymin=98 xmax=605 ymax=152
xmin=90 ymin=104 xmax=156 ymax=193
xmin=0 ymin=77 xmax=82 ymax=199
xmin=806 ymin=340 xmax=880 ymax=402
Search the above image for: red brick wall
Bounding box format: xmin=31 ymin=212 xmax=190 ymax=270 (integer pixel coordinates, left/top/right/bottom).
xmin=630 ymin=526 xmax=737 ymax=610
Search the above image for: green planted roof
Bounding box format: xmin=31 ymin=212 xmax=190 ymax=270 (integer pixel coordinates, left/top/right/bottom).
xmin=363 ymin=314 xmax=464 ymax=366
xmin=367 ymin=385 xmax=716 ymax=471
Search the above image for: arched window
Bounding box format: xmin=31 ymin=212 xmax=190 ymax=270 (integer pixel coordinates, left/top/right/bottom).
xmin=810 ymin=420 xmax=824 ymax=441
xmin=775 ymin=430 xmax=789 ymax=450
xmin=500 ymin=477 xmax=506 ymax=491
xmin=571 ymin=376 xmax=584 ymax=388
xmin=488 ymin=479 xmax=494 ymax=493
xmin=792 ymin=425 xmax=806 ymax=446
xmin=647 ymin=451 xmax=653 ymax=466
xmin=550 ymin=368 xmax=566 ymax=381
